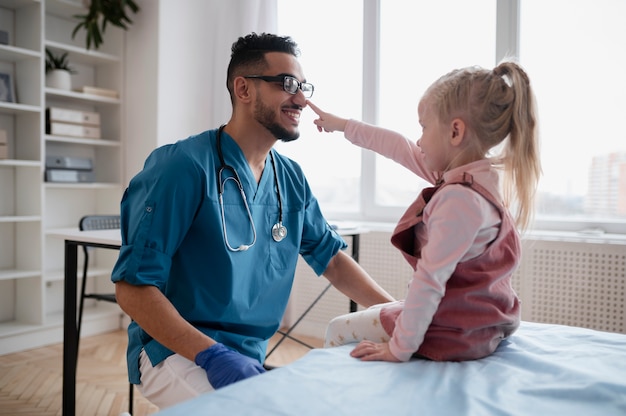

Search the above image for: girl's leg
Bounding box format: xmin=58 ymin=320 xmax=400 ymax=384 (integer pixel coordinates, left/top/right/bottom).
xmin=324 ymin=305 xmax=390 ymax=348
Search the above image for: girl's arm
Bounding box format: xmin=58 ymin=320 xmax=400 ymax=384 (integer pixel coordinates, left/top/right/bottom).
xmin=308 ymin=100 xmax=349 ymax=133
xmin=308 ymin=101 xmax=438 ymax=184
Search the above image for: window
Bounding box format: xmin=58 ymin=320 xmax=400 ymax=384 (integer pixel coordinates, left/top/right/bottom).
xmin=520 ymin=0 xmax=626 ymax=232
xmin=277 ymin=1 xmax=626 ymax=233
xmin=372 ymin=0 xmax=495 ymax=220
xmin=276 ymin=0 xmax=363 ymax=215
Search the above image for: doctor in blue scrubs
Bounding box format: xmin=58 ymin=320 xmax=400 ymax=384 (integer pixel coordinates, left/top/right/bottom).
xmin=111 ymin=32 xmax=394 ymax=409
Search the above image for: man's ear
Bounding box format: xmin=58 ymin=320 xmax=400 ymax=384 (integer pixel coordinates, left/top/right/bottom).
xmin=233 ymin=76 xmax=253 ymax=103
xmin=450 ymin=118 xmax=466 ymax=146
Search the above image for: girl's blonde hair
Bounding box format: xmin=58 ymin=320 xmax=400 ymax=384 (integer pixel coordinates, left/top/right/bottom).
xmin=423 ymin=61 xmax=541 ymax=230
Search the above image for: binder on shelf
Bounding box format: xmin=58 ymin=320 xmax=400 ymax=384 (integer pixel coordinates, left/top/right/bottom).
xmin=45 ymin=156 xmax=93 ymax=171
xmin=45 ymin=156 xmax=94 ymax=183
xmin=46 ymin=122 xmax=101 ymax=139
xmin=45 ymin=169 xmax=95 ymax=183
xmin=46 ymin=107 xmax=100 ymax=126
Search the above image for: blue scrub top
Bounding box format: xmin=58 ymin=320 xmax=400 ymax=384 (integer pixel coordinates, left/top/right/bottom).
xmin=111 ymin=128 xmax=346 ymax=384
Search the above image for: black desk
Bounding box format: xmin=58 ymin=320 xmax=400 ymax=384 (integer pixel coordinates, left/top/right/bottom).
xmin=50 ymin=228 xmax=122 ymax=416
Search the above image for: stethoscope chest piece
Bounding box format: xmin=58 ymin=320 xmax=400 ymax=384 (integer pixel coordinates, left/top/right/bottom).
xmin=217 ymin=124 xmax=287 ymax=250
xmin=272 ymin=222 xmax=287 ymax=242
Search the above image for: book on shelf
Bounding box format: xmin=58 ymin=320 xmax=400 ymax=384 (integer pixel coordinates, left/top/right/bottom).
xmin=74 ymin=85 xmax=119 ymax=99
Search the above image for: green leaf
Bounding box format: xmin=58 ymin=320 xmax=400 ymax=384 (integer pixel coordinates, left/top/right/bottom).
xmin=71 ymin=0 xmax=140 ymax=50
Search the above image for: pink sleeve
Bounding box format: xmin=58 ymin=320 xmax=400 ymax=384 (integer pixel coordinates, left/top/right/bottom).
xmin=388 ymin=185 xmax=496 ymax=361
xmin=344 ymin=119 xmax=438 ymax=184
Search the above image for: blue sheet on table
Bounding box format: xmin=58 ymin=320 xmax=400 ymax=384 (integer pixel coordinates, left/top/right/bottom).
xmin=156 ymin=321 xmax=626 ymax=415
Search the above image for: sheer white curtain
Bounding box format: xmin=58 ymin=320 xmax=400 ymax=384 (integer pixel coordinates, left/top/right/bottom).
xmin=157 ymin=0 xmax=278 ymax=143
xmin=202 ymin=0 xmax=278 ymax=128
xmin=125 ymin=0 xmax=278 ymax=181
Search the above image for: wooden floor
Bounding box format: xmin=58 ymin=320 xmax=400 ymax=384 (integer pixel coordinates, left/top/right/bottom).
xmin=0 ymin=329 xmax=322 ymax=415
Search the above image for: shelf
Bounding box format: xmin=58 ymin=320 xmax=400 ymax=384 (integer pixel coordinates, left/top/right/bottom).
xmin=0 ymin=101 xmax=41 ymax=115
xmin=0 ymin=304 xmax=121 ymax=355
xmin=0 ymin=268 xmax=40 ymax=281
xmin=46 ymin=87 xmax=120 ymax=105
xmin=0 ymin=320 xmax=42 ymax=339
xmin=0 ymin=159 xmax=41 ymax=167
xmin=44 ymin=265 xmax=113 ymax=283
xmin=45 ymin=302 xmax=122 ymax=327
xmin=45 ymin=182 xmax=121 ymax=189
xmin=44 ymin=0 xmax=84 ymax=19
xmin=0 ymin=0 xmax=38 ymax=10
xmin=45 ymin=40 xmax=120 ymax=65
xmin=0 ymin=215 xmax=41 ymax=223
xmin=0 ymin=44 xmax=40 ymax=61
xmin=46 ymin=134 xmax=121 ymax=147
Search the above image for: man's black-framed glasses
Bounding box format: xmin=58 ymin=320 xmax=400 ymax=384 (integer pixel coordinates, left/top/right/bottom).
xmin=244 ymin=75 xmax=314 ymax=98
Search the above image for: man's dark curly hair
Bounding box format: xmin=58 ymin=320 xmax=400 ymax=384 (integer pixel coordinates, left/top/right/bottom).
xmin=226 ymin=32 xmax=300 ymax=103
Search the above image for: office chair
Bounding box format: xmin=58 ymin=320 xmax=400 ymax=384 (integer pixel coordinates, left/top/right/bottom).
xmin=77 ymin=215 xmax=134 ymax=414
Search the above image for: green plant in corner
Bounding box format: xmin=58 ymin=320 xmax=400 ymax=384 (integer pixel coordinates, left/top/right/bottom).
xmin=71 ymin=0 xmax=140 ymax=50
xmin=45 ymin=48 xmax=77 ymax=74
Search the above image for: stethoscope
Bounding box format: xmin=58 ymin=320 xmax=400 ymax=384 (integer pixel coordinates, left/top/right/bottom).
xmin=216 ymin=125 xmax=287 ymax=252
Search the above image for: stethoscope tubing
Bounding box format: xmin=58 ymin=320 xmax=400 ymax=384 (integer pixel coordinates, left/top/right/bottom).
xmin=216 ymin=125 xmax=286 ymax=251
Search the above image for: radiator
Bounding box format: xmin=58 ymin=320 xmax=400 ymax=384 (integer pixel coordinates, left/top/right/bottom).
xmin=286 ymin=231 xmax=626 ymax=340
xmin=512 ymin=237 xmax=626 ymax=334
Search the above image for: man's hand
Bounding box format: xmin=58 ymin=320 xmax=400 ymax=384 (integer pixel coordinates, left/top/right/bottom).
xmin=195 ymin=343 xmax=266 ymax=389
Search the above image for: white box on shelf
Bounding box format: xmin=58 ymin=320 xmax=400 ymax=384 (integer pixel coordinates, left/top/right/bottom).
xmin=47 ymin=107 xmax=101 ymax=126
xmin=48 ymin=122 xmax=101 ymax=139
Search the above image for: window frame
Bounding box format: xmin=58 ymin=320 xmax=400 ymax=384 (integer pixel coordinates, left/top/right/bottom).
xmin=355 ymin=0 xmax=517 ymax=223
xmin=330 ymin=0 xmax=625 ymax=235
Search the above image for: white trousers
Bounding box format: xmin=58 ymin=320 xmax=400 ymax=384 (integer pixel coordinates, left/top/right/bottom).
xmin=324 ymin=304 xmax=390 ymax=348
xmin=138 ymin=349 xmax=214 ymax=410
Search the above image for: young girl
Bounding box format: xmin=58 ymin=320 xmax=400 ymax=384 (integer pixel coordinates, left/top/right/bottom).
xmin=309 ymin=61 xmax=541 ymax=363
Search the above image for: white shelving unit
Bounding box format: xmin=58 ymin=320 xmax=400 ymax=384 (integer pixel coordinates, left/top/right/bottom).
xmin=0 ymin=0 xmax=125 ymax=354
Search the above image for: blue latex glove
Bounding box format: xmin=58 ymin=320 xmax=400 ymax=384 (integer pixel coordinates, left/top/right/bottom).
xmin=194 ymin=343 xmax=266 ymax=389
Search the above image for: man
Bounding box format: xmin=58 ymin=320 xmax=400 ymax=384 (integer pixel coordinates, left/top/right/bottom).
xmin=112 ymin=32 xmax=394 ymax=408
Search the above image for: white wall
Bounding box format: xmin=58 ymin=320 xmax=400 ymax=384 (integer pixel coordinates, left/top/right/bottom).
xmin=124 ymin=0 xmax=159 ymax=183
xmin=124 ymin=0 xmax=277 ymax=184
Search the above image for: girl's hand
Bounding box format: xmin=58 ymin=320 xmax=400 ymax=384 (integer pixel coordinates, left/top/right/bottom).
xmin=307 ymin=100 xmax=349 ymax=133
xmin=350 ymin=340 xmax=401 ymax=362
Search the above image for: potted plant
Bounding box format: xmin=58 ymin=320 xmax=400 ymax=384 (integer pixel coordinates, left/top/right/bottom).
xmin=72 ymin=0 xmax=140 ymax=50
xmin=45 ymin=48 xmax=76 ymax=90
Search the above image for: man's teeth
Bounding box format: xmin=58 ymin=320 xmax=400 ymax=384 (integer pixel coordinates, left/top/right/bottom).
xmin=285 ymin=111 xmax=300 ymax=120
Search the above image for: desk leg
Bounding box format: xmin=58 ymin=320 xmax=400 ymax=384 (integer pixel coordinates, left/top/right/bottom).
xmin=349 ymin=234 xmax=360 ymax=313
xmin=63 ymin=240 xmax=78 ymax=416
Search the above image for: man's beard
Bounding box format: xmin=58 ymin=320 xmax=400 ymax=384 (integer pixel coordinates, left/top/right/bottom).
xmin=254 ymin=98 xmax=300 ymax=142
